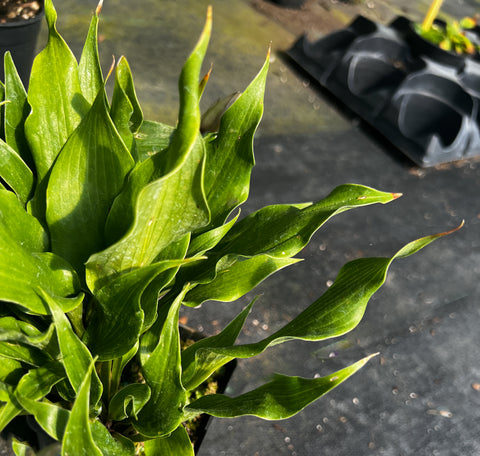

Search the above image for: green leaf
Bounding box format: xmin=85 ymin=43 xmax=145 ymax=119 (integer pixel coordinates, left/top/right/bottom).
xmin=109 ymin=383 xmax=151 ymax=421
xmin=0 ymin=317 xmax=53 ymax=349
xmin=11 ymin=438 xmax=35 ymax=456
xmin=180 ymin=229 xmax=455 ymax=389
xmin=98 ymin=7 xmax=212 ymax=251
xmin=183 ymin=254 xmax=301 ymax=307
xmin=132 ymin=120 xmax=173 ymax=163
xmin=39 ymin=290 xmax=102 ymax=406
xmin=0 ymin=357 xmax=23 ymax=385
xmin=0 ymin=189 xmax=47 ymax=253
xmin=0 ymin=341 xmax=50 ymax=367
xmin=78 ymin=6 xmax=104 ymax=105
xmin=15 ymin=395 xmax=70 ymax=441
xmin=187 ymin=211 xmax=239 ymax=257
xmin=184 ymin=355 xmax=377 ymax=420
xmin=182 ymin=301 xmax=254 ymax=390
xmin=139 ymin=235 xmax=192 ymax=332
xmin=0 ymin=220 xmax=81 ymax=314
xmin=0 ymin=362 xmax=64 ymax=432
xmin=144 ymin=426 xmax=194 ymax=456
xmin=133 ymin=287 xmax=188 ymax=438
xmin=62 ymin=361 xmax=102 ymax=456
xmin=214 ymin=184 xmax=400 ymax=258
xmin=46 ymin=88 xmax=134 ymax=272
xmin=3 ymin=51 xmax=34 ymax=173
xmin=85 ymin=260 xmax=194 ymax=361
xmin=24 ymin=0 xmax=88 ymax=180
xmin=203 ymin=50 xmax=269 ymax=228
xmin=88 ymin=134 xmax=209 ymax=287
xmin=90 ymin=420 xmax=136 ymax=456
xmin=0 ymin=138 xmax=34 ymax=205
xmin=110 ymin=56 xmax=143 ymax=154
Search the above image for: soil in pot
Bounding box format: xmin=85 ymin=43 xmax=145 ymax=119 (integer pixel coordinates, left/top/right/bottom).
xmin=0 ymin=1 xmax=42 ymax=23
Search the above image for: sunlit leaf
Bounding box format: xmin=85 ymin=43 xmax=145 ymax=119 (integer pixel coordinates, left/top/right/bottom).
xmin=202 ymin=50 xmax=268 ymax=228
xmin=110 ymin=56 xmax=143 ymax=154
xmin=184 ymin=355 xmax=377 ymax=420
xmin=46 ymin=88 xmax=134 ymax=273
xmin=24 ymin=0 xmax=88 ymax=181
xmin=78 ymin=6 xmax=103 ymax=104
xmin=144 ymin=425 xmax=194 ymax=456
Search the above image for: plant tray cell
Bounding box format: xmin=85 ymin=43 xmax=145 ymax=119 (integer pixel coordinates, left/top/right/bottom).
xmin=287 ymin=15 xmax=480 ymax=167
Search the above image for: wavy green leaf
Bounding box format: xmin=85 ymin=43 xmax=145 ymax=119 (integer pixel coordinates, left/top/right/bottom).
xmin=203 ymin=50 xmax=269 ymax=228
xmin=87 ymin=12 xmax=212 ymax=286
xmin=109 ymin=383 xmax=151 ymax=421
xmin=214 ymin=184 xmax=400 ymax=258
xmin=184 ymin=355 xmax=376 ymax=420
xmin=180 ymin=230 xmax=454 ymax=389
xmin=0 ymin=362 xmax=64 ymax=432
xmin=144 ymin=426 xmax=194 ymax=456
xmin=85 ymin=259 xmax=194 ymax=361
xmin=183 ymin=254 xmax=301 ymax=307
xmin=16 ymin=395 xmax=69 ymax=441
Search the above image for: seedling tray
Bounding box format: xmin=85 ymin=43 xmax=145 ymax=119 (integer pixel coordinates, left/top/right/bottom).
xmin=287 ymin=15 xmax=480 ymax=167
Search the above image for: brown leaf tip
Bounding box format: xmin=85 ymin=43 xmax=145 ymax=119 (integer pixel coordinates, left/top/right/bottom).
xmin=391 ymin=193 xmax=403 ymax=200
xmin=96 ymin=0 xmax=104 ymax=16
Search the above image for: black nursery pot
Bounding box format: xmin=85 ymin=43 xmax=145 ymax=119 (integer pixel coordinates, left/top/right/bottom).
xmin=0 ymin=1 xmax=44 ymax=88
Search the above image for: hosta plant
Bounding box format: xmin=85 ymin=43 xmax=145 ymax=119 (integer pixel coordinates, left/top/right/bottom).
xmin=0 ymin=0 xmax=459 ymax=455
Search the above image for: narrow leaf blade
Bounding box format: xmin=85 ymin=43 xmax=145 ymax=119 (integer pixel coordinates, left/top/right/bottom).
xmin=62 ymin=361 xmax=102 ymax=456
xmin=185 ymin=355 xmax=376 ymax=420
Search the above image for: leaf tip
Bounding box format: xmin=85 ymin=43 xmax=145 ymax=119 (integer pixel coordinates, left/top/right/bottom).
xmin=391 ymin=192 xmax=403 ymax=200
xmin=96 ymin=0 xmax=104 ymax=16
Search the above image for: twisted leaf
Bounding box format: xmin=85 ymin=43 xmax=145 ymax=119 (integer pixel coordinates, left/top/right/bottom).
xmin=184 ymin=355 xmax=377 ymax=420
xmin=87 ymin=10 xmax=212 ymax=286
xmin=181 ymin=228 xmax=456 ymax=390
xmin=202 ymin=50 xmax=269 ymax=228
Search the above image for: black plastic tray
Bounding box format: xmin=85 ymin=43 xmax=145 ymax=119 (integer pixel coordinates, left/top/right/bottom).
xmin=287 ymin=16 xmax=480 ymax=167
